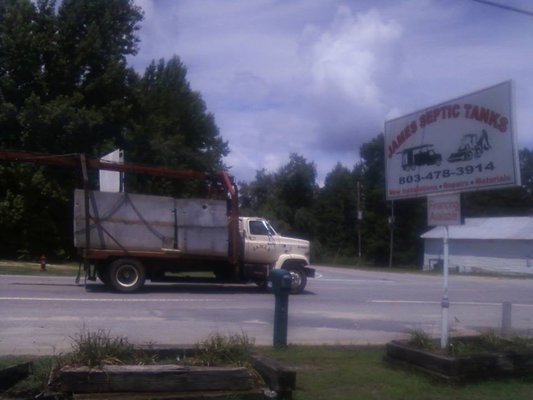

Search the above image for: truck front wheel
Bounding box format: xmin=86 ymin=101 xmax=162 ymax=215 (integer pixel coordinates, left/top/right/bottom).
xmin=286 ymin=266 xmax=307 ymax=294
xmin=109 ymin=258 xmax=145 ymax=293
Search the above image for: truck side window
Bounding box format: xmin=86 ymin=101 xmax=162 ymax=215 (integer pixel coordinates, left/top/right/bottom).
xmin=249 ymin=220 xmax=269 ymax=236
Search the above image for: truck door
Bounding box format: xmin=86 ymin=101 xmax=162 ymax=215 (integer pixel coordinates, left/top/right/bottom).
xmin=243 ymin=219 xmax=278 ymax=264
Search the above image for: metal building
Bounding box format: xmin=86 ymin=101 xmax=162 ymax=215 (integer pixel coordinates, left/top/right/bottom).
xmin=421 ymin=217 xmax=533 ymax=275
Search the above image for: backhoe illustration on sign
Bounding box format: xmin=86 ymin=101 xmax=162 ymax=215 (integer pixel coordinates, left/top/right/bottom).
xmin=384 ymin=81 xmax=520 ymax=200
xmin=447 ymin=129 xmax=491 ymax=162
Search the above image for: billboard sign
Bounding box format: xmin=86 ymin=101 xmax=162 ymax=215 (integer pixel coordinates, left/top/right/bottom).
xmin=384 ymin=81 xmax=520 ymax=200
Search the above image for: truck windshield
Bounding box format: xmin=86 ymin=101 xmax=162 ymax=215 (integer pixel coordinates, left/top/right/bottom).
xmin=264 ymin=221 xmax=277 ymax=236
xmin=249 ymin=220 xmax=277 ymax=236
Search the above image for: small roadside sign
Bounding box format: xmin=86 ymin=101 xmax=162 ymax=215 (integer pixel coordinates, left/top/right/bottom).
xmin=427 ymin=193 xmax=462 ymax=226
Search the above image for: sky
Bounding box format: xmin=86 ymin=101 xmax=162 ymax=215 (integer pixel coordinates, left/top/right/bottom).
xmin=129 ymin=0 xmax=533 ymax=183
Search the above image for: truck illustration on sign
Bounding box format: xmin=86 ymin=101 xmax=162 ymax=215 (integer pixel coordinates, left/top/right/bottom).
xmin=447 ymin=129 xmax=491 ymax=162
xmin=401 ymin=144 xmax=442 ymax=171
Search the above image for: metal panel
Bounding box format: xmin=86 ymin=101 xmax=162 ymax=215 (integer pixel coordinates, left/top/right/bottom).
xmin=423 ymin=238 xmax=533 ymax=275
xmin=74 ymin=190 xmax=228 ymax=256
xmin=175 ymin=199 xmax=228 ymax=255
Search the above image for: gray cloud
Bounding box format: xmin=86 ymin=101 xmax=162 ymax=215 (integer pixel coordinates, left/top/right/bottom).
xmin=130 ymin=0 xmax=533 ymax=183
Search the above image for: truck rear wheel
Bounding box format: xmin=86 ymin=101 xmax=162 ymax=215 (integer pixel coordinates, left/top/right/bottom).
xmin=109 ymin=258 xmax=145 ymax=293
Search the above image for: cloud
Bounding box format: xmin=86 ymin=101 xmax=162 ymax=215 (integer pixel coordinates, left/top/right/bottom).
xmin=301 ymin=7 xmax=403 ymax=152
xmin=130 ymin=0 xmax=533 ymax=183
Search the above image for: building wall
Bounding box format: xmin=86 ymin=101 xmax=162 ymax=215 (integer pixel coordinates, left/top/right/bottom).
xmin=423 ymin=238 xmax=533 ymax=275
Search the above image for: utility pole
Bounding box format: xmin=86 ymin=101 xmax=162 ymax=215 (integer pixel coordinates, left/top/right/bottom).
xmin=357 ymin=181 xmax=363 ymax=258
xmin=388 ymin=201 xmax=395 ymax=269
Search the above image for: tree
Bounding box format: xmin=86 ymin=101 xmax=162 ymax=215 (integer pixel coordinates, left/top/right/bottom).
xmin=238 ymin=153 xmax=317 ymax=238
xmin=0 ymin=0 xmax=143 ymax=154
xmin=125 ymin=56 xmax=229 ymax=196
xmin=352 ymin=134 xmax=427 ymax=265
xmin=462 ymin=148 xmax=533 ymax=217
xmin=0 ymin=1 xmax=227 ymax=258
xmin=314 ymin=163 xmax=357 ymax=258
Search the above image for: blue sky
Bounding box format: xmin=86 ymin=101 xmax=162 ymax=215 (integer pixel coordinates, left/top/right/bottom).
xmin=130 ymin=0 xmax=533 ymax=183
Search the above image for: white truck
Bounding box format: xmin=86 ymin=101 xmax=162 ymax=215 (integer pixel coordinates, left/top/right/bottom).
xmin=74 ymin=189 xmax=314 ymax=293
xmin=0 ymin=150 xmax=314 ymax=293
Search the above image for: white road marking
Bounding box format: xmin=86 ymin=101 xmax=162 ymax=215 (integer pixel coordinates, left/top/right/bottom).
xmin=0 ymin=297 xmax=222 ymax=303
xmin=317 ymin=278 xmax=396 ymax=284
xmin=4 ymin=316 xmax=163 ymax=321
xmin=369 ymin=300 xmax=533 ymax=307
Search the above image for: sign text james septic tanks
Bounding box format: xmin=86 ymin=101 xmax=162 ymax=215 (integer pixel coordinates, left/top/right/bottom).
xmin=384 ymin=81 xmax=520 ymax=200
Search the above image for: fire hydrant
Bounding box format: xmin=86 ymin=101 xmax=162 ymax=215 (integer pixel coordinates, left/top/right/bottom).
xmin=39 ymin=255 xmax=47 ymax=272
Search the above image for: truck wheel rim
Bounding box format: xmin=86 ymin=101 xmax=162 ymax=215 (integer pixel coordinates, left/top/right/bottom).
xmin=115 ymin=265 xmax=139 ymax=288
xmin=289 ymin=270 xmax=302 ymax=289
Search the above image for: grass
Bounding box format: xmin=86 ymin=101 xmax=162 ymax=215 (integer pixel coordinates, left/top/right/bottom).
xmin=193 ymin=332 xmax=255 ymax=367
xmin=0 ymin=259 xmax=79 ymax=276
xmin=259 ymin=345 xmax=533 ymax=400
xmin=2 ymin=340 xmax=533 ymax=400
xmin=65 ymin=329 xmax=138 ymax=368
xmin=405 ymin=329 xmax=533 ymax=357
xmin=407 ymin=329 xmax=437 ymax=351
xmin=0 ymin=356 xmax=54 ymax=398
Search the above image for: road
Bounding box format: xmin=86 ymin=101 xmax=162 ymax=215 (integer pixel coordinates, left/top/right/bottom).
xmin=0 ymin=266 xmax=532 ymax=355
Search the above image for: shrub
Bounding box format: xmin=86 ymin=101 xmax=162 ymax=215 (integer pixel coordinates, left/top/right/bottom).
xmin=67 ymin=329 xmax=136 ymax=368
xmin=194 ymin=332 xmax=255 ymax=367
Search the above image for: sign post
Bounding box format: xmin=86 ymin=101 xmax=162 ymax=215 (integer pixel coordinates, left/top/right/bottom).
xmin=428 ymin=193 xmax=461 ymax=349
xmin=384 ymin=81 xmax=520 ymax=349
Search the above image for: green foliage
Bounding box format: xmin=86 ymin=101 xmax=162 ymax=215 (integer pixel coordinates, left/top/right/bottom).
xmin=0 ymin=0 xmax=227 ymax=257
xmin=407 ymin=329 xmax=436 ymax=351
xmin=241 ymin=135 xmax=533 ymax=267
xmin=263 ymin=345 xmax=533 ymax=400
xmin=314 ymin=163 xmax=357 ymax=258
xmin=126 ymin=56 xmax=229 ymax=196
xmin=1 ymin=0 xmax=533 ymax=265
xmin=0 ymin=356 xmax=54 ymax=398
xmin=239 ymin=153 xmax=318 ymax=238
xmin=194 ymin=332 xmax=255 ymax=367
xmin=66 ymin=329 xmax=136 ymax=368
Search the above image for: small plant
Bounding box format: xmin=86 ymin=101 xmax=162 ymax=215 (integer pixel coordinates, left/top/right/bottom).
xmin=448 ymin=340 xmax=472 ymax=356
xmin=478 ymin=330 xmax=505 ymax=351
xmin=510 ymin=336 xmax=533 ymax=350
xmin=194 ymin=332 xmax=255 ymax=367
xmin=407 ymin=329 xmax=436 ymax=351
xmin=66 ymin=329 xmax=136 ymax=368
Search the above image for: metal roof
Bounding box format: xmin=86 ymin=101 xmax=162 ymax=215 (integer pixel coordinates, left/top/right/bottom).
xmin=421 ymin=217 xmax=533 ymax=240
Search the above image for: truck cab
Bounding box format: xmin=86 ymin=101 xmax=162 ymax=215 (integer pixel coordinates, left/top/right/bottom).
xmin=239 ymin=217 xmax=314 ymax=294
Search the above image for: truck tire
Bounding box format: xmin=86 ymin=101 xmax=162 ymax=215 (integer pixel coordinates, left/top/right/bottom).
xmin=285 ymin=265 xmax=307 ymax=294
xmin=109 ymin=258 xmax=145 ymax=293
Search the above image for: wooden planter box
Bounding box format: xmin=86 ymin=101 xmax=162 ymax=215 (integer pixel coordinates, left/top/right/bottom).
xmin=385 ymin=338 xmax=533 ymax=383
xmin=47 ymin=348 xmax=296 ymax=400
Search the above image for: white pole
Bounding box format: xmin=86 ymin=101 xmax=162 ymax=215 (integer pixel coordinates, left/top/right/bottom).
xmin=440 ymin=225 xmax=450 ymax=349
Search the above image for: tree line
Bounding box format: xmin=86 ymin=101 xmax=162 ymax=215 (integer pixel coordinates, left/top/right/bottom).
xmin=1 ymin=0 xmax=532 ymax=266
xmin=240 ymin=139 xmax=533 ymax=266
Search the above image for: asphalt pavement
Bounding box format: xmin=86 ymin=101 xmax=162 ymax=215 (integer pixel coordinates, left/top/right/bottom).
xmin=1 ymin=266 xmax=532 ymax=355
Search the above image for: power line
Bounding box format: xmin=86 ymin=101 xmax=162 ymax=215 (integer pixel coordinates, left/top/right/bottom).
xmin=470 ymin=0 xmax=533 ymax=17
